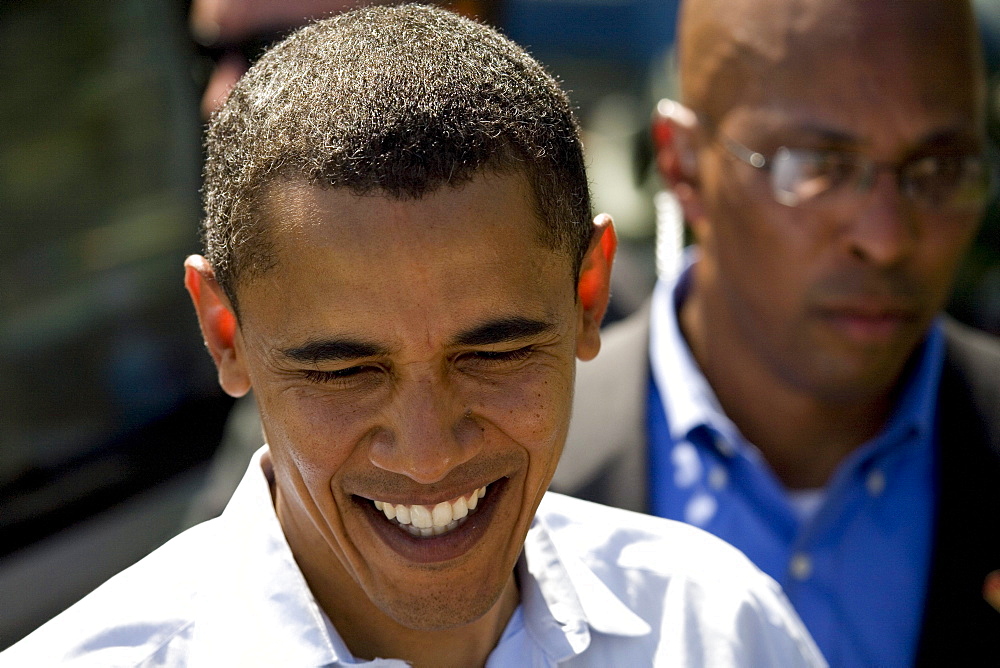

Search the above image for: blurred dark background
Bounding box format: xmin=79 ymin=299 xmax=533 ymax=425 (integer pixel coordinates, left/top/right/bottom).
xmin=0 ymin=0 xmax=997 ymax=650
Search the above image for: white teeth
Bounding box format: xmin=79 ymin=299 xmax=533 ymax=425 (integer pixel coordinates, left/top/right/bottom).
xmin=452 ymin=496 xmax=468 ymax=520
xmin=395 ymin=505 xmax=411 ymax=525
xmin=410 ymin=505 xmax=432 ymax=529
xmin=371 ymin=485 xmax=489 ymax=537
xmin=431 ymin=501 xmax=451 ymax=526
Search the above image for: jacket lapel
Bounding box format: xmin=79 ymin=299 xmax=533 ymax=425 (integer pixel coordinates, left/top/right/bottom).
xmin=915 ymin=319 xmax=1000 ymax=664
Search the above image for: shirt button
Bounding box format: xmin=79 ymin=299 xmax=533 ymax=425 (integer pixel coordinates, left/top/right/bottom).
xmin=713 ymin=432 xmax=735 ymax=457
xmin=790 ymin=553 xmax=813 ymax=581
xmin=708 ymin=466 xmax=728 ymax=490
xmin=684 ymin=493 xmax=718 ymax=526
xmin=866 ymin=469 xmax=886 ymax=497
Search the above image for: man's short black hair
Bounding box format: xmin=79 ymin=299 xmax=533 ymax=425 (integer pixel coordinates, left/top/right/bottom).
xmin=202 ymin=3 xmax=593 ymax=309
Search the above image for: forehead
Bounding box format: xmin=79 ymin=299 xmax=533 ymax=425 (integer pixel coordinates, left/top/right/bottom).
xmin=235 ymin=172 xmax=574 ymax=338
xmin=694 ymin=0 xmax=985 ymax=139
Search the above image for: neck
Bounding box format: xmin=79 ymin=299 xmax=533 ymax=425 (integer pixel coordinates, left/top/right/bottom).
xmin=679 ymin=288 xmax=898 ymax=489
xmin=276 ymin=487 xmax=519 ymax=668
xmin=319 ymin=572 xmax=519 ymax=668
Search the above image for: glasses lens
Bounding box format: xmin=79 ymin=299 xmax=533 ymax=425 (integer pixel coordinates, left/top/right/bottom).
xmin=770 ymin=148 xmax=863 ymax=208
xmin=902 ymin=154 xmax=990 ymax=211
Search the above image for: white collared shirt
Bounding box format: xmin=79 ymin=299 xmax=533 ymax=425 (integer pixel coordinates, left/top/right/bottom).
xmin=1 ymin=448 xmax=826 ymax=667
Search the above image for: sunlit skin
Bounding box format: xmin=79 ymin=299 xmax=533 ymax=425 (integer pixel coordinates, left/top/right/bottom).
xmin=185 ymin=171 xmax=615 ymax=667
xmin=653 ymin=0 xmax=986 ymax=488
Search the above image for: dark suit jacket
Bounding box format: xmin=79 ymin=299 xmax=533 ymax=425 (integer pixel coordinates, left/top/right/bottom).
xmin=551 ymin=305 xmax=1000 ymax=664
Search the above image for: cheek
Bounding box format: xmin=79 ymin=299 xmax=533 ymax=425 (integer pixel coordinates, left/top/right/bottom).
xmin=920 ymin=221 xmax=979 ymax=286
xmin=257 ymin=389 xmax=375 ymax=485
xmin=713 ymin=210 xmax=808 ymax=295
xmin=468 ymin=363 xmax=574 ymax=456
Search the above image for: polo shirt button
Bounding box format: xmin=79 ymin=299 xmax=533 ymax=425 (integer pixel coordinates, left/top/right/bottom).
xmin=708 ymin=466 xmax=728 ymax=490
xmin=684 ymin=493 xmax=718 ymax=526
xmin=866 ymin=469 xmax=886 ymax=497
xmin=713 ymin=433 xmax=735 ymax=457
xmin=790 ymin=553 xmax=812 ymax=581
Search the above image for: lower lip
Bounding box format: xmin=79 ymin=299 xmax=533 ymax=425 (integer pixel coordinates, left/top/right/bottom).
xmin=355 ymin=477 xmax=509 ymax=565
xmin=821 ymin=312 xmax=913 ymax=343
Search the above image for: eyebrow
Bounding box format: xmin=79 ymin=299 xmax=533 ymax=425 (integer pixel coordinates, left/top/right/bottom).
xmin=778 ymin=122 xmax=980 ymax=152
xmin=915 ymin=126 xmax=983 ymax=151
xmin=771 ymin=123 xmax=859 ymax=147
xmin=278 ymin=316 xmax=556 ymax=363
xmin=280 ymin=338 xmax=390 ymax=364
xmin=453 ymin=316 xmax=556 ymax=347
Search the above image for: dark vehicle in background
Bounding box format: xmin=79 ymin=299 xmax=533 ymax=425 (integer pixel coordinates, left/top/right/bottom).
xmin=0 ymin=0 xmax=232 ymax=647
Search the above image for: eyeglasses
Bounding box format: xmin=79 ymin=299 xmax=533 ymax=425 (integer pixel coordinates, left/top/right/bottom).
xmin=718 ymin=134 xmax=993 ymax=213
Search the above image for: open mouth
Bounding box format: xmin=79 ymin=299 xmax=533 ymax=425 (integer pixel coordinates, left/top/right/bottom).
xmin=356 ymin=477 xmax=510 ymax=563
xmin=371 ymin=485 xmax=488 ymax=538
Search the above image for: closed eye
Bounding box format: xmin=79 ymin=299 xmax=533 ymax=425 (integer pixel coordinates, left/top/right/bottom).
xmin=466 ymin=347 xmax=533 ymax=364
xmin=303 ymin=365 xmax=380 ymax=384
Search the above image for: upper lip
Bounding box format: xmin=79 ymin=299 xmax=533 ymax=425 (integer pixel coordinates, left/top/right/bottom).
xmin=352 ymin=478 xmax=502 ymax=508
xmin=366 ymin=485 xmax=486 ymax=508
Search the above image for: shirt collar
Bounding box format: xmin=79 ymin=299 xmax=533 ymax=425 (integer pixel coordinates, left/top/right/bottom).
xmin=196 ymin=447 xmax=345 ymax=666
xmin=875 ymin=319 xmax=944 ymax=445
xmin=649 ymin=248 xmax=741 ymax=451
xmin=832 ymin=319 xmax=944 ymax=477
xmin=517 ymin=497 xmax=651 ymax=663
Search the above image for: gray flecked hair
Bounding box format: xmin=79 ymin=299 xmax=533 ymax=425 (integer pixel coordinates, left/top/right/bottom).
xmin=201 ymin=3 xmax=593 ymax=310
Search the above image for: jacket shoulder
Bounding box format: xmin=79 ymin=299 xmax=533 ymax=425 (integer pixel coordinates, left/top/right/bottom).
xmin=552 ymin=304 xmax=652 ymax=511
xmin=941 ymin=317 xmax=1000 ymax=448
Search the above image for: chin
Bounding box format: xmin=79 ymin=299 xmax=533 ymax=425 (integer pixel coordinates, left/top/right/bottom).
xmin=374 ymin=578 xmax=512 ymax=632
xmin=804 ymin=360 xmax=906 ymax=404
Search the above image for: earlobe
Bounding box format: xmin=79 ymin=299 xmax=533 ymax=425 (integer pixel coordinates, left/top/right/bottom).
xmin=576 ymin=214 xmax=617 ymax=362
xmin=184 ymin=255 xmax=251 ymax=397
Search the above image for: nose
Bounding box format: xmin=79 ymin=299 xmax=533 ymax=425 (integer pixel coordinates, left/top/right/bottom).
xmin=368 ymin=374 xmax=483 ymax=484
xmin=844 ymin=169 xmax=917 ymax=266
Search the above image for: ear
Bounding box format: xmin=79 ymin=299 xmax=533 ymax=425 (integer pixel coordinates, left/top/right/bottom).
xmin=576 ymin=214 xmax=617 ymax=362
xmin=651 ymin=98 xmax=706 ymax=224
xmin=184 ymin=255 xmax=251 ymax=397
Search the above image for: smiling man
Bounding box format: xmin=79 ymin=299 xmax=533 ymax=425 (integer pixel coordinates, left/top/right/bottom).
xmin=554 ymin=0 xmax=1000 ymax=665
xmin=0 ymin=5 xmax=826 ymax=667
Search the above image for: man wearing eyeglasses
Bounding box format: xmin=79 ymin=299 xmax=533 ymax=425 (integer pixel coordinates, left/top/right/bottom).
xmin=553 ymin=0 xmax=1000 ymax=665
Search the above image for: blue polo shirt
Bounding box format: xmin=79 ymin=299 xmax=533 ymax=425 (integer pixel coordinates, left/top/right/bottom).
xmin=647 ymin=254 xmax=939 ymax=667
